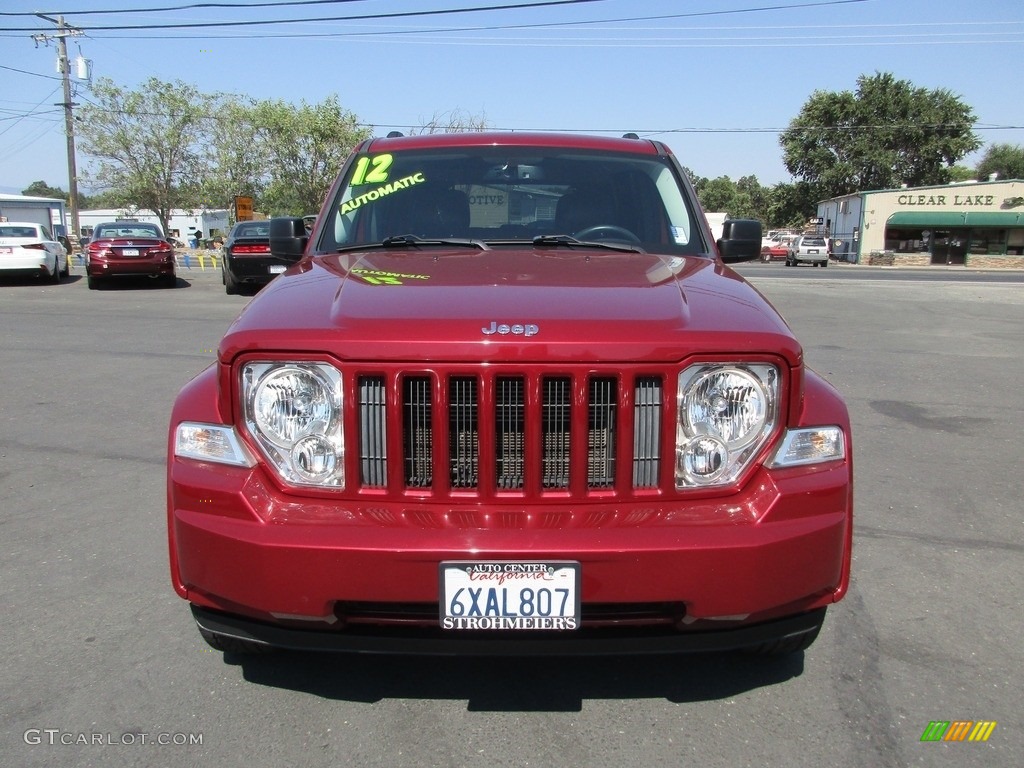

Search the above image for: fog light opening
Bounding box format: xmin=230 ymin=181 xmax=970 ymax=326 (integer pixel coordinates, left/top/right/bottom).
xmin=290 ymin=434 xmax=339 ymax=483
xmin=679 ymin=435 xmax=728 ymax=484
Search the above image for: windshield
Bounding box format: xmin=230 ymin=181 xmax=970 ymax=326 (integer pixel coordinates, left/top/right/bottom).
xmin=0 ymin=225 xmax=42 ymax=238
xmin=233 ymin=222 xmax=271 ymax=238
xmin=318 ymin=146 xmax=705 ymax=254
xmin=96 ymin=223 xmax=162 ymax=239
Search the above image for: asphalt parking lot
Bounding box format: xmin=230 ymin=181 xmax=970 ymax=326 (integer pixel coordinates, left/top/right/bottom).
xmin=1 ymin=263 xmax=1021 ymax=768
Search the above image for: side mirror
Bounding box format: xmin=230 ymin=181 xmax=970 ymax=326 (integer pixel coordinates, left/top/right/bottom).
xmin=717 ymin=218 xmax=763 ymax=263
xmin=269 ymin=217 xmax=308 ymax=261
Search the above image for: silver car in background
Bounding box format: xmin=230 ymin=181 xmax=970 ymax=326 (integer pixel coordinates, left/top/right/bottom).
xmin=786 ymin=235 xmax=830 ymax=267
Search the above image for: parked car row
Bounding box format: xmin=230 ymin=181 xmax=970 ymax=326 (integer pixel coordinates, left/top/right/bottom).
xmin=6 ymin=214 xmax=837 ymax=294
xmin=760 ymin=232 xmax=833 ymax=267
xmin=1 ymin=217 xmax=303 ymax=294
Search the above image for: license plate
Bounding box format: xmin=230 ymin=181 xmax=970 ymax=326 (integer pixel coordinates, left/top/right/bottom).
xmin=268 ymin=265 xmax=286 ymax=274
xmin=0 ymin=246 xmax=11 ymax=253
xmin=806 ymin=249 xmax=819 ymax=254
xmin=440 ymin=561 xmax=581 ymax=630
xmin=121 ymin=248 xmax=140 ymax=256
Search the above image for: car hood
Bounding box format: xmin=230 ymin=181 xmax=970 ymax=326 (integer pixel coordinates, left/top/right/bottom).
xmin=220 ymin=247 xmax=802 ymax=365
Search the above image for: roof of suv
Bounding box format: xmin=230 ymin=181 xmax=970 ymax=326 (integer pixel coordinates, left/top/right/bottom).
xmin=360 ymin=131 xmax=665 ymax=155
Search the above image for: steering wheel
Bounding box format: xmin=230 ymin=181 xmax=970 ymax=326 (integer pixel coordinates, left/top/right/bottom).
xmin=573 ymin=224 xmax=642 ymax=244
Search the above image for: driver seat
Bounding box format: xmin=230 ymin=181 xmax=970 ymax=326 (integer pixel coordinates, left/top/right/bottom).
xmin=555 ymin=187 xmax=618 ymax=236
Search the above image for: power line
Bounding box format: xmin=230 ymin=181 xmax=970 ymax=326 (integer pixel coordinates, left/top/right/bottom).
xmin=0 ymin=0 xmax=425 ymax=15
xmin=2 ymin=0 xmax=615 ymax=32
xmin=0 ymin=63 xmax=63 ymax=80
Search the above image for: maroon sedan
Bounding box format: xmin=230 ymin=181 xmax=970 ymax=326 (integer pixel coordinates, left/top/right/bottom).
xmin=86 ymin=221 xmax=177 ymax=289
xmin=168 ymin=132 xmax=852 ymax=657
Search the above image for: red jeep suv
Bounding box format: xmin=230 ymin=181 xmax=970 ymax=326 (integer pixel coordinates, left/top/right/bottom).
xmin=168 ymin=132 xmax=852 ymax=656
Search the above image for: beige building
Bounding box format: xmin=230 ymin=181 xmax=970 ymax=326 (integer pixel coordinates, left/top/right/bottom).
xmin=817 ymin=179 xmax=1024 ymax=268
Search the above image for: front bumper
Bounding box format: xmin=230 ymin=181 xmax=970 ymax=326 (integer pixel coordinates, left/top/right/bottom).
xmin=192 ymin=603 xmax=828 ymax=656
xmin=169 ymin=454 xmax=852 ymax=644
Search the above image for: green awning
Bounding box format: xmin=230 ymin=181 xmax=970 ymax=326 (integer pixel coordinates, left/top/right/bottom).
xmin=887 ymin=211 xmax=1022 ymax=228
xmin=965 ymin=211 xmax=1024 ymax=226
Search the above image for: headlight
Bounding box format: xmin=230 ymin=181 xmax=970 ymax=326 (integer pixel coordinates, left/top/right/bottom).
xmin=676 ymin=364 xmax=778 ymax=487
xmin=242 ymin=362 xmax=344 ymax=487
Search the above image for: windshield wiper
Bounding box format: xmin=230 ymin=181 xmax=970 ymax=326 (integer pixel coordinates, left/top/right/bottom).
xmin=335 ymin=235 xmax=489 ymax=253
xmin=531 ymin=234 xmax=644 ymax=253
xmin=382 ymin=234 xmax=489 ymax=250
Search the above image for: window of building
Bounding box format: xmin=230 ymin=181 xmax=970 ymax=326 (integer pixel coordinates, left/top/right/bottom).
xmin=884 ymin=227 xmax=930 ymax=253
xmin=1008 ymin=229 xmax=1024 ymax=256
xmin=969 ymin=229 xmax=1007 ymax=255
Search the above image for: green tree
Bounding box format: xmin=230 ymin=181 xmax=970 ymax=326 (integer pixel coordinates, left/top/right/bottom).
xmin=21 ymin=180 xmax=67 ymax=200
xmin=691 ymin=174 xmax=772 ymax=225
xmin=199 ymin=95 xmax=268 ymax=214
xmin=947 ymin=165 xmax=977 ymax=182
xmin=254 ymin=95 xmax=371 ymax=216
xmin=975 ymin=143 xmax=1024 ymax=181
xmin=698 ymin=176 xmax=741 ymax=213
xmin=780 ymin=72 xmax=980 ymax=199
xmin=77 ymin=77 xmax=208 ymax=235
xmin=766 ymin=182 xmax=818 ymax=230
xmin=20 ymin=180 xmax=122 ymax=210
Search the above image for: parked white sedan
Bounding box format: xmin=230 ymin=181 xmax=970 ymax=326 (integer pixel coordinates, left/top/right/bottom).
xmin=0 ymin=222 xmax=69 ymax=283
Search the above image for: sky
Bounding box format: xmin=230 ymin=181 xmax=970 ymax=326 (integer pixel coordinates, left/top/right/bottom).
xmin=1 ymin=0 xmax=1022 ymax=197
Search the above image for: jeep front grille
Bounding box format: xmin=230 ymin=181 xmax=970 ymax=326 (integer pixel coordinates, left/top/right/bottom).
xmin=356 ymin=369 xmax=663 ymax=497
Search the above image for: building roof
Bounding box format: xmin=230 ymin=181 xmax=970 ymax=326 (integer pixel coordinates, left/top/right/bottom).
xmin=0 ymin=193 xmax=66 ymax=204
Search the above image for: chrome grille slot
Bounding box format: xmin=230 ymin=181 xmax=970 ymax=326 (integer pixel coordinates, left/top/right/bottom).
xmin=495 ymin=377 xmax=525 ymax=490
xmin=632 ymin=376 xmax=662 ymax=488
xmin=588 ymin=377 xmax=617 ymax=488
xmin=542 ymin=376 xmax=571 ymax=488
xmin=403 ymin=376 xmax=432 ymax=488
xmin=359 ymin=375 xmax=387 ymax=488
xmin=449 ymin=376 xmax=479 ymax=489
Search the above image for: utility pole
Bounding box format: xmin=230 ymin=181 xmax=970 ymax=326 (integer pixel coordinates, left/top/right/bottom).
xmin=33 ymin=15 xmax=83 ymax=250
